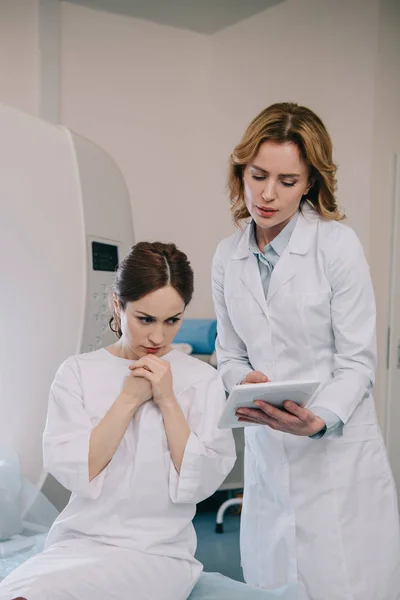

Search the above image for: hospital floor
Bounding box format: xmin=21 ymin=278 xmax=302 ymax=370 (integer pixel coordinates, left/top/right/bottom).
xmin=193 ymin=508 xmax=243 ymax=582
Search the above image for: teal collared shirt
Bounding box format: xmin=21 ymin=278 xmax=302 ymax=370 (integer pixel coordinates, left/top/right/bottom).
xmin=249 ymin=212 xmax=342 ymax=439
xmin=248 ymin=213 xmax=298 ymax=298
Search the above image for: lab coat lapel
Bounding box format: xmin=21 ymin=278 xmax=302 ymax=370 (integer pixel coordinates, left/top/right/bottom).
xmin=240 ymin=254 xmax=268 ymax=315
xmin=266 ymin=249 xmax=295 ymax=305
xmin=266 ymin=207 xmax=314 ymax=305
xmin=233 ymin=223 xmax=268 ymax=316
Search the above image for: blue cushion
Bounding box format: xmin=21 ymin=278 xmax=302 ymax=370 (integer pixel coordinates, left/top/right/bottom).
xmin=173 ymin=319 xmax=217 ymax=354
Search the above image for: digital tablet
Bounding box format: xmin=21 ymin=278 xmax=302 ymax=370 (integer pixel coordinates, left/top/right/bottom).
xmin=218 ymin=380 xmax=320 ymax=429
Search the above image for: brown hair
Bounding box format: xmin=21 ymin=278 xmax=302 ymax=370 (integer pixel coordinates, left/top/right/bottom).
xmin=109 ymin=241 xmax=194 ymax=338
xmin=228 ymin=102 xmax=344 ymax=225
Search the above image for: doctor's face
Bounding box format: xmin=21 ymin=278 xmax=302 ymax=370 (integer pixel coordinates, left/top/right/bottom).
xmin=243 ymin=141 xmax=311 ymax=242
xmin=115 ymin=286 xmax=185 ymax=359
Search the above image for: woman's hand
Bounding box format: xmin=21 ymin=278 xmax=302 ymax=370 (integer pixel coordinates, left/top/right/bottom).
xmin=236 ymin=401 xmax=326 ymax=437
xmin=120 ymin=371 xmax=152 ymax=410
xmin=129 ymin=356 xmax=175 ymax=408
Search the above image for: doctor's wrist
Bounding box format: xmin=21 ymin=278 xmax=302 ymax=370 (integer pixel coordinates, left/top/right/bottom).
xmin=310 ymin=416 xmax=326 ymax=437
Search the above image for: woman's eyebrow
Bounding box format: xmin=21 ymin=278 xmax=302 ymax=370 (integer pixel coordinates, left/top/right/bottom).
xmin=250 ymin=164 xmax=300 ymax=177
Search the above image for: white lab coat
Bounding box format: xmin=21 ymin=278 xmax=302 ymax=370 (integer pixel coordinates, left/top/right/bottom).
xmin=0 ymin=348 xmax=236 ymax=600
xmin=212 ymin=206 xmax=400 ymax=600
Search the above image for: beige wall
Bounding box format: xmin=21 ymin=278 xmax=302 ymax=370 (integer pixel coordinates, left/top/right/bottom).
xmin=369 ymin=0 xmax=400 ymax=427
xmin=209 ymin=0 xmax=380 ymax=253
xmin=60 ymin=0 xmax=382 ymax=319
xmin=60 ymin=2 xmax=220 ymax=318
xmin=0 ymin=0 xmax=39 ymax=115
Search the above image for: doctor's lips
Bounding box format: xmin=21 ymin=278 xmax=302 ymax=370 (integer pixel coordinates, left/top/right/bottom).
xmin=256 ymin=205 xmax=278 ymax=217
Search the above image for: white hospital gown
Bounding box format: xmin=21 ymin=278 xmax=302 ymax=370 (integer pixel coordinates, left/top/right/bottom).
xmin=0 ymin=348 xmax=236 ymax=600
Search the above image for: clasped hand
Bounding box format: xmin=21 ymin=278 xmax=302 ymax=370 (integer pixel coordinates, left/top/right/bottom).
xmin=129 ymin=355 xmax=175 ymax=408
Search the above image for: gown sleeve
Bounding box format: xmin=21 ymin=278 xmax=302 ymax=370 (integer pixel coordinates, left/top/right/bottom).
xmin=43 ymin=358 xmax=107 ymax=500
xmin=169 ymin=371 xmax=236 ymax=504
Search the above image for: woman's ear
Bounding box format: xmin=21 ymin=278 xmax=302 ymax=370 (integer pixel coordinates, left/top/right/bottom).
xmin=113 ymin=293 xmax=120 ymax=317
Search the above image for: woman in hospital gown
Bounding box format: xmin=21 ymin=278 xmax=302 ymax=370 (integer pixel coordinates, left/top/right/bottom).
xmin=0 ymin=241 xmax=236 ymax=600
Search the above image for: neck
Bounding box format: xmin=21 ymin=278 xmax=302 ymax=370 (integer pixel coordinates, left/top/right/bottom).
xmin=255 ymin=219 xmax=287 ymax=249
xmin=107 ymin=339 xmax=139 ymax=360
xmin=255 ymin=211 xmax=297 ymax=249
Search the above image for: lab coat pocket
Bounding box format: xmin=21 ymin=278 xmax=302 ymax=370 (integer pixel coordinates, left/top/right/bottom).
xmin=301 ymin=291 xmax=332 ymax=318
xmin=283 ymin=291 xmax=331 ymax=316
xmin=283 ymin=291 xmax=333 ymax=348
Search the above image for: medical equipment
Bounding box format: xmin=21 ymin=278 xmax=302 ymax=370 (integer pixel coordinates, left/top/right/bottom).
xmin=218 ymin=380 xmax=320 ymax=429
xmin=0 ymin=104 xmax=134 ymax=500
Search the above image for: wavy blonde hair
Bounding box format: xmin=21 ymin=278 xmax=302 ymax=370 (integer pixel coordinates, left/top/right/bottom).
xmin=229 ymin=102 xmax=344 ymax=225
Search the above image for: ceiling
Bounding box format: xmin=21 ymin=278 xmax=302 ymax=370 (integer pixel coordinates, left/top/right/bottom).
xmin=65 ymin=0 xmax=285 ymax=34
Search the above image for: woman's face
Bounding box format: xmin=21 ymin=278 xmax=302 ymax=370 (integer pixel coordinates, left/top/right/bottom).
xmin=243 ymin=141 xmax=311 ymax=242
xmin=114 ymin=286 xmax=185 ymax=359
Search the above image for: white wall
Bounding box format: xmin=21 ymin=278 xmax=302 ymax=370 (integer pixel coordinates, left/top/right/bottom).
xmin=369 ymin=0 xmax=400 ymax=426
xmin=210 ymin=0 xmax=380 ymax=253
xmin=60 ymin=0 xmax=382 ymax=320
xmin=60 ymin=2 xmax=220 ymax=318
xmin=0 ymin=0 xmax=39 ymax=115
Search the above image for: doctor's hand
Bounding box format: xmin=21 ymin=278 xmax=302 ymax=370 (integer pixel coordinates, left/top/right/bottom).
xmin=241 ymin=371 xmax=269 ymax=384
xmin=236 ymin=401 xmax=326 ymax=437
xmin=129 ymin=356 xmax=176 ymax=408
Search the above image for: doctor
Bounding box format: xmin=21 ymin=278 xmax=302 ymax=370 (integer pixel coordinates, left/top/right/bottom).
xmin=212 ymin=102 xmax=400 ymax=599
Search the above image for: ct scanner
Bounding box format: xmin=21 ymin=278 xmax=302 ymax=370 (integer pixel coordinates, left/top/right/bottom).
xmin=0 ymin=104 xmax=134 ymax=494
xmin=0 ymin=105 xmax=307 ymax=600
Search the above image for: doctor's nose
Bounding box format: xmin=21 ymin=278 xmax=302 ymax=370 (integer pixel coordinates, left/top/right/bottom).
xmin=261 ymin=181 xmax=277 ymax=202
